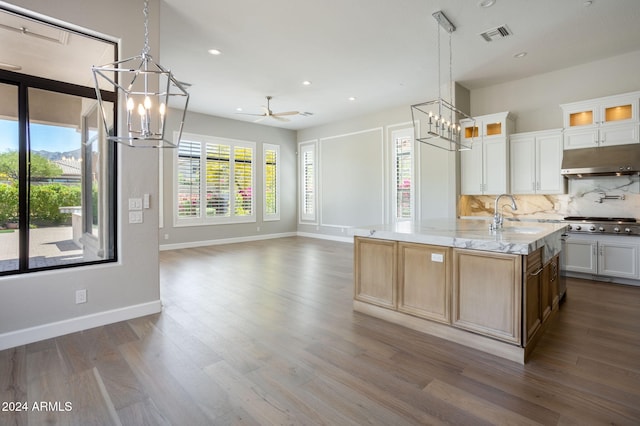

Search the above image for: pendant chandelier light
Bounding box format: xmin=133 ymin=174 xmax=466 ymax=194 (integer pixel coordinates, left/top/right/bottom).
xmin=92 ymin=0 xmax=189 ymax=148
xmin=411 ymin=11 xmax=475 ymax=151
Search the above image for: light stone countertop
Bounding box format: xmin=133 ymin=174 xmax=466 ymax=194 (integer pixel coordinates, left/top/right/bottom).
xmin=349 ymin=219 xmax=567 ymax=262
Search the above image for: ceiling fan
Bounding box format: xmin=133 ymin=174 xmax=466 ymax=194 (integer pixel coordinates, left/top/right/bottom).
xmin=239 ymin=96 xmax=301 ymax=122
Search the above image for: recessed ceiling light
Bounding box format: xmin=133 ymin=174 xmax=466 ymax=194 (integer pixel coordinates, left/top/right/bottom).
xmin=583 ymin=0 xmax=593 ymax=6
xmin=479 ymin=0 xmax=496 ymax=8
xmin=207 ymin=48 xmax=222 ymax=55
xmin=236 ymin=107 xmax=243 ymax=112
xmin=302 ymin=80 xmax=312 ymax=86
xmin=348 ymin=96 xmax=357 ymax=101
xmin=513 ymin=51 xmax=527 ymax=58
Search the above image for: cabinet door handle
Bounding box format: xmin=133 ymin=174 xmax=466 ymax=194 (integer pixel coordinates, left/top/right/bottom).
xmin=531 ymin=266 xmax=544 ymax=276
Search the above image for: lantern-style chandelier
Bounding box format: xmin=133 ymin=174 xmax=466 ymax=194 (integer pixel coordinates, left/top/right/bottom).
xmin=411 ymin=11 xmax=475 ymax=151
xmin=92 ymin=0 xmax=189 ymax=148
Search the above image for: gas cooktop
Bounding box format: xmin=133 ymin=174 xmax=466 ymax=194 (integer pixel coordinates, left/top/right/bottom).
xmin=564 ymin=216 xmax=640 ymax=235
xmin=563 ymin=216 xmax=637 ymax=223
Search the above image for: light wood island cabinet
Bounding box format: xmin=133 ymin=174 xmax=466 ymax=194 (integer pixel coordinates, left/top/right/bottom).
xmin=354 ymin=237 xmax=397 ymax=309
xmin=452 ymin=249 xmax=521 ymax=344
xmin=397 ymin=242 xmax=451 ymax=324
xmin=524 ymin=248 xmax=543 ymax=344
xmin=353 ymin=233 xmax=564 ymax=364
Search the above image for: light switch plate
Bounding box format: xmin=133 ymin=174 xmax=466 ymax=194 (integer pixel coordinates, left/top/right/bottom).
xmin=129 ymin=198 xmax=143 ymax=210
xmin=431 ymin=253 xmax=444 ymax=263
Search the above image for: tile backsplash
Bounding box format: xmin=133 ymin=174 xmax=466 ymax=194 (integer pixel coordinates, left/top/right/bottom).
xmin=459 ymin=175 xmax=640 ymax=220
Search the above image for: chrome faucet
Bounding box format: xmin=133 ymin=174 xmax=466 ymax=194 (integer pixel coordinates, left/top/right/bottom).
xmin=491 ymin=194 xmax=518 ymax=230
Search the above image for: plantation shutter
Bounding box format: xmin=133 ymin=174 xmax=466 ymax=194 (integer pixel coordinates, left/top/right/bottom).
xmin=234 ymin=146 xmax=253 ymax=216
xmin=264 ymin=147 xmax=277 ymax=216
xmin=177 ymin=140 xmax=201 ymax=218
xmin=205 ymin=142 xmax=231 ymax=217
xmin=395 ymin=133 xmax=413 ymax=219
xmin=303 ymin=148 xmax=315 ymax=218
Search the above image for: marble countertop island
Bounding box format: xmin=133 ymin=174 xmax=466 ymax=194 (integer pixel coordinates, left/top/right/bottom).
xmin=349 ymin=219 xmax=567 ymax=262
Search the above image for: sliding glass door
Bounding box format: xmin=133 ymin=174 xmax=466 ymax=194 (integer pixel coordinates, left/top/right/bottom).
xmin=0 ymin=82 xmax=19 ymax=272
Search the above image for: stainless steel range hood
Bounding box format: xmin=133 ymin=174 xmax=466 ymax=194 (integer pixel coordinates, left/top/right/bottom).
xmin=561 ymin=144 xmax=640 ymax=177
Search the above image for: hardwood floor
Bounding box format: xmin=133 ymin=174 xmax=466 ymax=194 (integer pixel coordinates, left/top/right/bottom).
xmin=1 ymin=236 xmax=639 ymax=425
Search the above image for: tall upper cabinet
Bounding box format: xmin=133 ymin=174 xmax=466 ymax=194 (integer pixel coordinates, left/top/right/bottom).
xmin=460 ymin=112 xmax=515 ymax=195
xmin=560 ymin=91 xmax=640 ymax=150
xmin=510 ymin=129 xmax=565 ymax=195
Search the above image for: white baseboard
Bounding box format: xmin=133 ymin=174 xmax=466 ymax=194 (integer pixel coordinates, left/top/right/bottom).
xmin=0 ymin=300 xmax=162 ymax=351
xmin=159 ymin=232 xmax=297 ymax=251
xmin=159 ymin=231 xmax=354 ymax=251
xmin=296 ymin=232 xmax=353 ymax=243
xmin=563 ymin=271 xmax=640 ymax=287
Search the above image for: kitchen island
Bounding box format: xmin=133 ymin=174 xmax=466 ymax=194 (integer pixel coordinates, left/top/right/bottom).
xmin=350 ymin=219 xmax=567 ymax=363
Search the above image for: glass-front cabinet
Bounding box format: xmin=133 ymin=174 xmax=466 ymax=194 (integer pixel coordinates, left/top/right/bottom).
xmin=561 ymin=91 xmax=640 ymax=149
xmin=460 ymin=112 xmax=514 ymax=195
xmin=461 ymin=111 xmax=513 ymax=144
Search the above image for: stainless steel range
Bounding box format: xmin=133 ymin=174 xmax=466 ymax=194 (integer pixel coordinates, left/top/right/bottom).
xmin=564 ymin=216 xmax=640 ymax=235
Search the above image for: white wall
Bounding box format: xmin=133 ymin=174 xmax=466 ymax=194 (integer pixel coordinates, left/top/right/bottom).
xmin=0 ymin=0 xmax=163 ymax=350
xmin=160 ymin=110 xmax=298 ymax=248
xmin=296 ymin=104 xmax=458 ymax=239
xmin=470 ymin=49 xmax=640 ymax=133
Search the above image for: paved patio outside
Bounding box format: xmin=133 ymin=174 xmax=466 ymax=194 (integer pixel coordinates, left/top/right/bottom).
xmin=0 ymin=226 xmax=84 ymax=272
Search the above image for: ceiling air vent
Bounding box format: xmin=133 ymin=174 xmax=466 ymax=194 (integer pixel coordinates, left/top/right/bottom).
xmin=479 ymin=25 xmax=512 ymax=42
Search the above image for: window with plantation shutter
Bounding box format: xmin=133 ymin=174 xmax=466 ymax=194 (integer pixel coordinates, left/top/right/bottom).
xmin=175 ymin=133 xmax=255 ymax=225
xmin=263 ymin=144 xmax=280 ymax=221
xmin=299 ymin=141 xmax=316 ymax=222
xmin=392 ymin=128 xmax=414 ymax=220
xmin=205 ymin=143 xmax=230 ymax=218
xmin=177 ymin=140 xmax=201 ymax=218
xmin=234 ymin=146 xmax=253 ymax=217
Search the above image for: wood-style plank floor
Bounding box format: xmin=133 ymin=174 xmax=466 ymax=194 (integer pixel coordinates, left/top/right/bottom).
xmin=1 ymin=236 xmax=639 ymax=425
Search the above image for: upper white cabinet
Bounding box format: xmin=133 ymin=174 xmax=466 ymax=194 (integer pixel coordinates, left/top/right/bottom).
xmin=510 ymin=129 xmax=565 ymax=195
xmin=561 ymin=91 xmax=640 ymax=150
xmin=460 ymin=112 xmax=515 ymax=195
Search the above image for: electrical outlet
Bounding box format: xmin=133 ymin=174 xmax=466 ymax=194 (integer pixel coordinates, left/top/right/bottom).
xmin=164 ymin=234 xmax=169 ymax=240
xmin=257 ymin=226 xmax=260 ymax=232
xmin=129 ymin=211 xmax=143 ymax=224
xmin=75 ymin=289 xmax=87 ymax=304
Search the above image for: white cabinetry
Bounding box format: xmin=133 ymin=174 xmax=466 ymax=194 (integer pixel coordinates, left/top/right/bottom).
xmin=563 ymin=234 xmax=640 ymax=279
xmin=460 ymin=112 xmax=514 ymax=195
xmin=510 ymin=129 xmax=565 ymax=195
xmin=561 ymin=91 xmax=640 ymax=150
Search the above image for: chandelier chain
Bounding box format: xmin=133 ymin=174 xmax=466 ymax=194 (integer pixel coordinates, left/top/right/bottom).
xmin=449 ymin=30 xmax=453 ymax=114
xmin=437 ymin=22 xmax=441 ymax=102
xmin=142 ymin=0 xmax=150 ymax=57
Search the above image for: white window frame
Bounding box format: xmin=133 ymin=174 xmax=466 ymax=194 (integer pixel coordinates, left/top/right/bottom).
xmin=174 ymin=133 xmax=256 ymax=226
xmin=298 ymin=140 xmax=317 ymax=223
xmin=263 ymin=143 xmax=280 ymax=221
xmin=391 ymin=127 xmax=415 ymax=221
